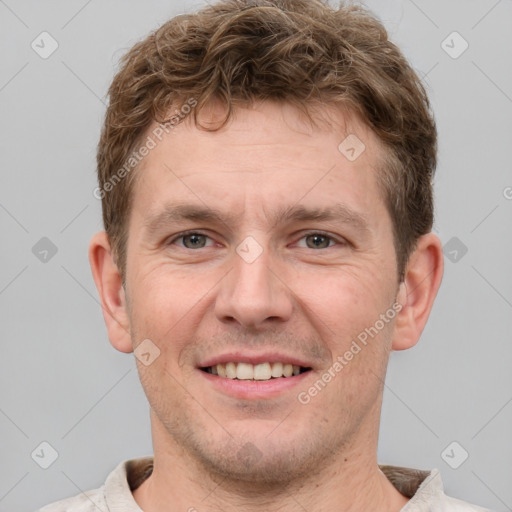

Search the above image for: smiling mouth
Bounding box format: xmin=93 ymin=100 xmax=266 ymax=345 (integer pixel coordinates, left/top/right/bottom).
xmin=201 ymin=362 xmax=312 ymax=381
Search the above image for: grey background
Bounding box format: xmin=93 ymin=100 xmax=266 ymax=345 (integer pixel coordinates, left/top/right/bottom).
xmin=0 ymin=0 xmax=511 ymax=511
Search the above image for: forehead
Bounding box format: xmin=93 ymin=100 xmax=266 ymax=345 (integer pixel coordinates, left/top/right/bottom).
xmin=169 ymin=100 xmax=380 ymax=162
xmin=129 ymin=100 xmax=388 ymax=229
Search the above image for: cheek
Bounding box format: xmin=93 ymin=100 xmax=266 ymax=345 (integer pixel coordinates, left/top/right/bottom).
xmin=294 ymin=264 xmax=394 ymax=339
xmin=128 ymin=264 xmax=220 ymax=371
xmin=131 ymin=263 xmax=209 ymax=325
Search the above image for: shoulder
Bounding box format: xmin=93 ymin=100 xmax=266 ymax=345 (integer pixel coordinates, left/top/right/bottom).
xmin=407 ymin=490 xmax=494 ymax=511
xmin=401 ymin=467 xmax=494 ymax=512
xmin=36 ymin=457 xmax=152 ymax=512
xmin=37 ymin=486 xmax=106 ymax=512
xmin=436 ymin=494 xmax=493 ymax=511
xmin=380 ymin=465 xmax=494 ymax=512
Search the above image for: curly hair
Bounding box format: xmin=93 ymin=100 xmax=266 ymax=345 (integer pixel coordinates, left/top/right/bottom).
xmin=96 ymin=0 xmax=437 ymax=282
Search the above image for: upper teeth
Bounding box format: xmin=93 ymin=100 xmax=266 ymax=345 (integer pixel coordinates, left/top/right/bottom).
xmin=209 ymin=362 xmax=302 ymax=380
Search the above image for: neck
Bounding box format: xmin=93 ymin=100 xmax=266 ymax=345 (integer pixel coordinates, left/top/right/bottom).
xmin=133 ymin=416 xmax=409 ymax=512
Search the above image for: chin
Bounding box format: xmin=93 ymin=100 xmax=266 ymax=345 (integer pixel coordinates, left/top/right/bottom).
xmin=182 ymin=427 xmax=337 ymax=487
xmin=199 ymin=447 xmax=310 ymax=485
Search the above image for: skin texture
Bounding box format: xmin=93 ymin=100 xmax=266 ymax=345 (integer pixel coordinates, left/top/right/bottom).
xmin=89 ymin=101 xmax=443 ymax=512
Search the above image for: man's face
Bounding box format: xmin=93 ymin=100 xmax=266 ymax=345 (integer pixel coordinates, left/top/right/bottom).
xmin=123 ymin=101 xmax=401 ymax=482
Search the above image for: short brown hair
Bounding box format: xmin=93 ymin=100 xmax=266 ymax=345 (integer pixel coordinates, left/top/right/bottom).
xmin=97 ymin=0 xmax=436 ymax=282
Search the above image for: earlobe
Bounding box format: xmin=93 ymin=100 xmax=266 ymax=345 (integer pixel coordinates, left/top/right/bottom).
xmin=391 ymin=233 xmax=444 ymax=351
xmin=88 ymin=231 xmax=133 ymax=354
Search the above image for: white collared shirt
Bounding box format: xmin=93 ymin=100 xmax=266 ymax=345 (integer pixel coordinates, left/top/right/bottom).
xmin=38 ymin=457 xmax=493 ymax=511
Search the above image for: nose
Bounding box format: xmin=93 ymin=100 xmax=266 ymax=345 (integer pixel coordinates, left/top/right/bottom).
xmin=214 ymin=241 xmax=293 ymax=330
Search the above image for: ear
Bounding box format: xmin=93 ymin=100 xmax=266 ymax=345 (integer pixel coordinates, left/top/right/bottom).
xmin=391 ymin=233 xmax=444 ymax=351
xmin=88 ymin=231 xmax=133 ymax=353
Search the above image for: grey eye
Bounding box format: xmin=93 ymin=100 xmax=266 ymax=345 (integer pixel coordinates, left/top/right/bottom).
xmin=305 ymin=234 xmax=332 ymax=249
xmin=182 ymin=233 xmax=208 ymax=249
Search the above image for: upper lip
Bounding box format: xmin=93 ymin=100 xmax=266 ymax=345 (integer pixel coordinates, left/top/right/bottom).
xmin=198 ymin=351 xmax=314 ymax=369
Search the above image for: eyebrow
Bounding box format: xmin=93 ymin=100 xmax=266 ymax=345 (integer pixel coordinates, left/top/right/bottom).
xmin=142 ymin=203 xmax=371 ymax=237
xmin=273 ymin=204 xmax=370 ymax=232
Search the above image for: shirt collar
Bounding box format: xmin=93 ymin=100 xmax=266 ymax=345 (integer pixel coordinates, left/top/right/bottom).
xmin=104 ymin=457 xmax=440 ymax=511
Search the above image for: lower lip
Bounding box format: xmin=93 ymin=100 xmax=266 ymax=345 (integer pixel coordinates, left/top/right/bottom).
xmin=198 ymin=369 xmax=311 ymax=400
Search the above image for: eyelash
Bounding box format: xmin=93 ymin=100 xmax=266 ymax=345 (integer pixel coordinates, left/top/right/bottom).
xmin=168 ymin=230 xmax=344 ymax=249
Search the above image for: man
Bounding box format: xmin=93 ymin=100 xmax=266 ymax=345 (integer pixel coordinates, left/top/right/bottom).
xmin=39 ymin=0 xmax=491 ymax=510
